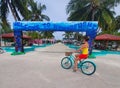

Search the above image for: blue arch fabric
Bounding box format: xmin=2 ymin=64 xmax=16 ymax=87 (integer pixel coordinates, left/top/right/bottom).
xmin=13 ymin=21 xmax=98 ymax=32
xmin=13 ymin=21 xmax=98 ymax=53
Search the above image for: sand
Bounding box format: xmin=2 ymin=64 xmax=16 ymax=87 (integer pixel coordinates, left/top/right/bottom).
xmin=0 ymin=43 xmax=120 ymax=88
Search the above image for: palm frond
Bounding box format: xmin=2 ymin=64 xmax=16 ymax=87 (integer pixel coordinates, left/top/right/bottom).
xmin=41 ymin=15 xmax=50 ymax=21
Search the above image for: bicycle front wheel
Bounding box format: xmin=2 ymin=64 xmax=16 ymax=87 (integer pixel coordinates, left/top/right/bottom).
xmin=61 ymin=57 xmax=72 ymax=69
xmin=81 ymin=61 xmax=96 ymax=75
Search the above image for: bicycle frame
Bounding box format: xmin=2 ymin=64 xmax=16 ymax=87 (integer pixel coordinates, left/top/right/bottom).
xmin=67 ymin=54 xmax=84 ymax=68
xmin=67 ymin=54 xmax=94 ymax=68
xmin=67 ymin=54 xmax=75 ymax=67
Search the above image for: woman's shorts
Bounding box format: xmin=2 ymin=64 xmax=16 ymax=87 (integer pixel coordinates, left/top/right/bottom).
xmin=78 ymin=54 xmax=88 ymax=60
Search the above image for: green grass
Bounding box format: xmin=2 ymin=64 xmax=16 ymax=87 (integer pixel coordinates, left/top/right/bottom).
xmin=11 ymin=52 xmax=25 ymax=56
xmin=88 ymin=54 xmax=96 ymax=59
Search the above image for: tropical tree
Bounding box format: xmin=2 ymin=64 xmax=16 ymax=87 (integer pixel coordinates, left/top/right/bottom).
xmin=66 ymin=0 xmax=120 ymax=32
xmin=115 ymin=15 xmax=120 ymax=31
xmin=99 ymin=15 xmax=120 ymax=35
xmin=114 ymin=32 xmax=120 ymax=36
xmin=27 ymin=0 xmax=52 ymax=39
xmin=41 ymin=31 xmax=54 ymax=39
xmin=0 ymin=22 xmax=12 ymax=33
xmin=28 ymin=0 xmax=50 ymax=21
xmin=62 ymin=32 xmax=73 ymax=39
xmin=73 ymin=32 xmax=83 ymax=41
xmin=0 ymin=0 xmax=30 ymax=21
xmin=26 ymin=31 xmax=41 ymax=39
xmin=0 ymin=0 xmax=31 ymax=34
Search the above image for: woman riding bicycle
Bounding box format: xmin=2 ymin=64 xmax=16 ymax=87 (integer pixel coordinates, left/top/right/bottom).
xmin=73 ymin=36 xmax=89 ymax=72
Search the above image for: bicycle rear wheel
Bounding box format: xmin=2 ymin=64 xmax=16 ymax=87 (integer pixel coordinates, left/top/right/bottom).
xmin=81 ymin=61 xmax=96 ymax=75
xmin=61 ymin=57 xmax=72 ymax=69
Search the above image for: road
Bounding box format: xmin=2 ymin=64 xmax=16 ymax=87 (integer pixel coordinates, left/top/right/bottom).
xmin=0 ymin=44 xmax=120 ymax=88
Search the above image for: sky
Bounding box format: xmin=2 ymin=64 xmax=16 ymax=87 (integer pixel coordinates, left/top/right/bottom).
xmin=8 ymin=0 xmax=120 ymax=40
xmin=34 ymin=0 xmax=70 ymax=40
xmin=35 ymin=0 xmax=69 ymax=21
xmin=113 ymin=4 xmax=120 ymax=17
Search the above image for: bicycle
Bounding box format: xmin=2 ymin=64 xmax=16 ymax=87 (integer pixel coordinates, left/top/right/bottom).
xmin=0 ymin=47 xmax=4 ymax=54
xmin=61 ymin=52 xmax=96 ymax=75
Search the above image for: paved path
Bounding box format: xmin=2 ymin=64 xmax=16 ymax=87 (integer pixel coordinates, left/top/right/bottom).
xmin=0 ymin=43 xmax=120 ymax=88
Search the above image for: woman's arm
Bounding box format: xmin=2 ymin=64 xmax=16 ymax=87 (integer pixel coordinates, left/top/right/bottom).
xmin=73 ymin=44 xmax=84 ymax=53
xmin=73 ymin=43 xmax=88 ymax=53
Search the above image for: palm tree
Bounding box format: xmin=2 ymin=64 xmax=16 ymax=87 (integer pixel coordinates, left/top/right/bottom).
xmin=66 ymin=0 xmax=120 ymax=32
xmin=0 ymin=22 xmax=12 ymax=33
xmin=73 ymin=32 xmax=83 ymax=41
xmin=62 ymin=32 xmax=73 ymax=39
xmin=0 ymin=0 xmax=30 ymax=21
xmin=41 ymin=31 xmax=54 ymax=39
xmin=26 ymin=31 xmax=41 ymax=39
xmin=27 ymin=0 xmax=52 ymax=40
xmin=0 ymin=0 xmax=31 ymax=35
xmin=100 ymin=15 xmax=120 ymax=35
xmin=28 ymin=0 xmax=50 ymax=21
xmin=115 ymin=15 xmax=120 ymax=31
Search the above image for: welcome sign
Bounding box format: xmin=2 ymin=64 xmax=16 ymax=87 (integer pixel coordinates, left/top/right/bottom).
xmin=13 ymin=21 xmax=98 ymax=53
xmin=13 ymin=21 xmax=98 ymax=32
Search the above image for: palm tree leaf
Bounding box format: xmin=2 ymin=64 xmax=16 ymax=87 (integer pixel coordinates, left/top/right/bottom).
xmin=38 ymin=4 xmax=46 ymax=11
xmin=13 ymin=0 xmax=30 ymax=20
xmin=102 ymin=9 xmax=113 ymax=25
xmin=41 ymin=15 xmax=50 ymax=21
xmin=0 ymin=0 xmax=9 ymax=20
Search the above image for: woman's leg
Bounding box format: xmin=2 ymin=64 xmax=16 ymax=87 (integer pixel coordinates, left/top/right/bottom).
xmin=73 ymin=54 xmax=79 ymax=71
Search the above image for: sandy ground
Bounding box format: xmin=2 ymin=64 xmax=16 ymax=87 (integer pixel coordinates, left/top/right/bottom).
xmin=0 ymin=43 xmax=120 ymax=88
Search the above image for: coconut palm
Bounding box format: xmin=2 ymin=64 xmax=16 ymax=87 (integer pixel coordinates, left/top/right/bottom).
xmin=28 ymin=0 xmax=50 ymax=21
xmin=0 ymin=0 xmax=30 ymax=21
xmin=73 ymin=32 xmax=83 ymax=41
xmin=115 ymin=15 xmax=120 ymax=30
xmin=62 ymin=32 xmax=73 ymax=39
xmin=66 ymin=0 xmax=120 ymax=32
xmin=99 ymin=15 xmax=120 ymax=35
xmin=27 ymin=0 xmax=51 ymax=39
xmin=0 ymin=0 xmax=31 ymax=34
xmin=0 ymin=22 xmax=12 ymax=33
xmin=41 ymin=31 xmax=54 ymax=39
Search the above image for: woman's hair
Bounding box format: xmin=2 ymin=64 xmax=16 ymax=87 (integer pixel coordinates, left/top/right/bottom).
xmin=84 ymin=36 xmax=89 ymax=41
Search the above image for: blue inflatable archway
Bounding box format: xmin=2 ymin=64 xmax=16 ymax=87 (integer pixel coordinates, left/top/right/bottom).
xmin=13 ymin=21 xmax=98 ymax=53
